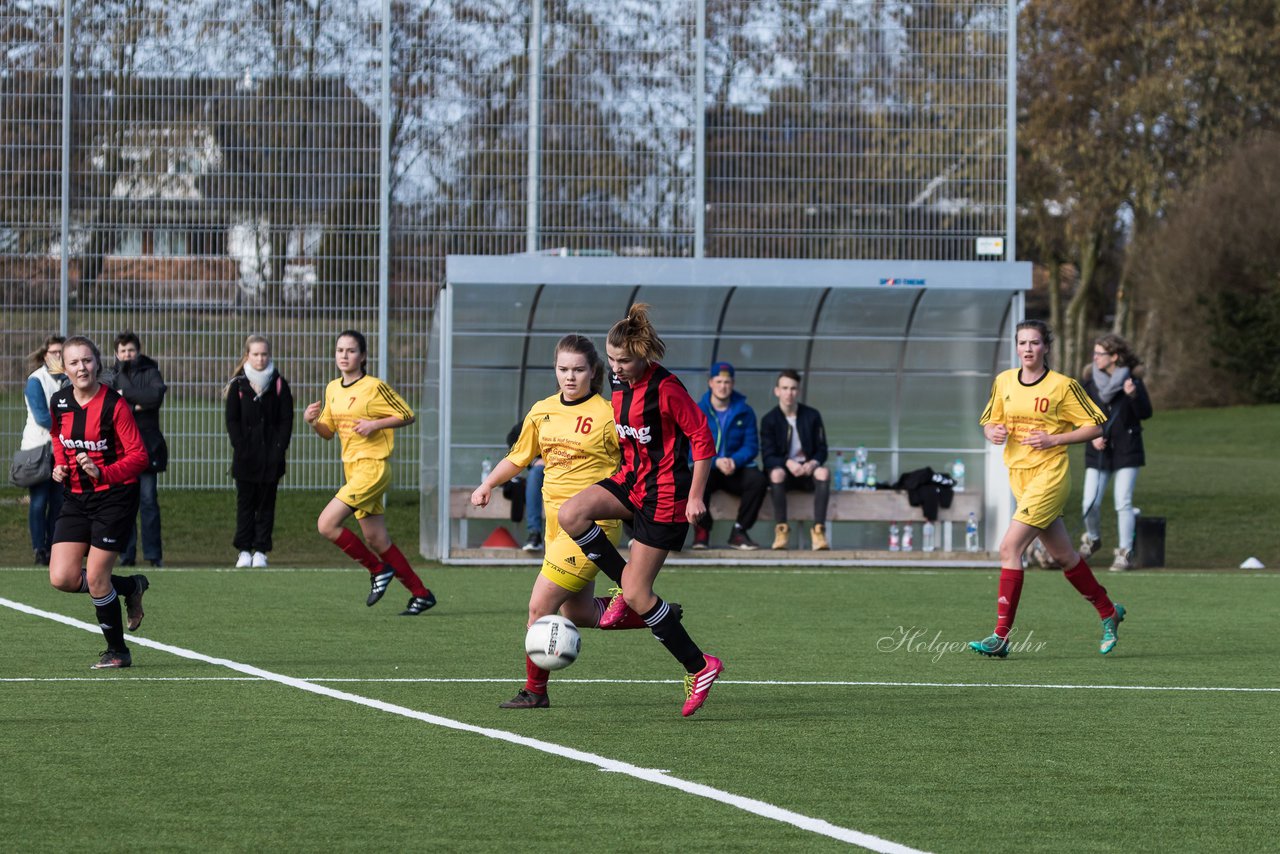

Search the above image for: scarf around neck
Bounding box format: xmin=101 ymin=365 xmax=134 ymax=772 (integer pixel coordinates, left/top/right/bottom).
xmin=243 ymin=362 xmax=275 ymax=396
xmin=1093 ymin=365 xmax=1130 ymax=404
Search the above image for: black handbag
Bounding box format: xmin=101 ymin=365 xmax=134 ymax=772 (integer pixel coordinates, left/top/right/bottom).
xmin=10 ymin=444 xmax=53 ymax=488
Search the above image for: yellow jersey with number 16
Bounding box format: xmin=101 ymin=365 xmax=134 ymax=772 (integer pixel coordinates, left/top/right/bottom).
xmin=506 ymin=391 xmax=619 ymax=506
xmin=979 ymin=368 xmax=1105 ymax=470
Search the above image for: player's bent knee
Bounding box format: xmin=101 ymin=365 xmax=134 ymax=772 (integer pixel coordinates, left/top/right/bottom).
xmin=557 ymin=503 xmax=585 ymax=536
xmin=50 ymin=575 xmax=80 ymax=592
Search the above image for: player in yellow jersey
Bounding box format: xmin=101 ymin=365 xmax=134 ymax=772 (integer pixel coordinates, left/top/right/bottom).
xmin=471 ymin=334 xmax=641 ymax=709
xmin=971 ymin=320 xmax=1126 ymax=657
xmin=303 ymin=330 xmax=436 ymax=615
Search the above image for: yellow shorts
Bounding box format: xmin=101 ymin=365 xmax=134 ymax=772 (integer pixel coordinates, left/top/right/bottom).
xmin=336 ymin=458 xmax=391 ymax=520
xmin=1009 ymin=454 xmax=1071 ymax=530
xmin=540 ymin=512 xmax=622 ymax=594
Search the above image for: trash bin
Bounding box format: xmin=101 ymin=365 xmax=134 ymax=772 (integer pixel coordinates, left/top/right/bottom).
xmin=1134 ymin=516 xmax=1165 ymax=568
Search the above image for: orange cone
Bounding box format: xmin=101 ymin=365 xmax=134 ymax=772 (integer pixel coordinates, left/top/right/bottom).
xmin=481 ymin=526 xmax=520 ymax=548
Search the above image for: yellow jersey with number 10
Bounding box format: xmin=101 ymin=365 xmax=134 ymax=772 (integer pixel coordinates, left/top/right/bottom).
xmin=316 ymin=374 xmax=414 ymax=462
xmin=979 ymin=368 xmax=1105 ymax=470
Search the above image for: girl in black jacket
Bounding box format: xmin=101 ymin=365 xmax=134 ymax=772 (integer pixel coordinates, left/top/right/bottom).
xmin=225 ymin=335 xmax=293 ymax=567
xmin=1080 ymin=334 xmax=1153 ymax=571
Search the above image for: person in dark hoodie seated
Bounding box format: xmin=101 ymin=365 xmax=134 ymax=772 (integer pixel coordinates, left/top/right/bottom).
xmin=692 ymin=361 xmax=766 ymax=550
xmin=102 ymin=330 xmax=168 ymax=568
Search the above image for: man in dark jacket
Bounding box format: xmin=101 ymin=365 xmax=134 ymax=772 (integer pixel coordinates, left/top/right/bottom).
xmin=760 ymin=369 xmax=831 ymax=550
xmin=693 ymin=361 xmax=766 ymax=550
xmin=103 ymin=331 xmax=168 ymax=567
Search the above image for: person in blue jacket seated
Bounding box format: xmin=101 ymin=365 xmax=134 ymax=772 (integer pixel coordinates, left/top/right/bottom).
xmin=692 ymin=361 xmax=767 ymax=550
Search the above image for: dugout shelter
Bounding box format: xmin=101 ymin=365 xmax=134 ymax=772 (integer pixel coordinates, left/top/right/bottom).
xmin=422 ymin=255 xmax=1030 ymax=564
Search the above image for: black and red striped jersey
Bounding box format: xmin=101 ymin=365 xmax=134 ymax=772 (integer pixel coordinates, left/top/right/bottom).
xmin=608 ymin=362 xmax=715 ymax=524
xmin=50 ymin=384 xmax=149 ymax=494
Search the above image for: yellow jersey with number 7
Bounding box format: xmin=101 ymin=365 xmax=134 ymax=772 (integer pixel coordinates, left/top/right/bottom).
xmin=316 ymin=374 xmax=414 ymax=462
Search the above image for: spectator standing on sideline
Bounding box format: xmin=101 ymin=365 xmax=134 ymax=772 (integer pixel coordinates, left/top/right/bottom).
xmin=47 ymin=336 xmax=151 ymax=669
xmin=506 ymin=420 xmax=546 ymax=552
xmin=21 ymin=335 xmax=69 ymax=565
xmin=692 ymin=361 xmax=766 ymax=550
xmin=102 ymin=331 xmax=168 ymax=568
xmin=225 ymin=335 xmax=294 ymax=568
xmin=1080 ymin=333 xmax=1153 ymax=571
xmin=759 ymin=369 xmax=832 ymax=551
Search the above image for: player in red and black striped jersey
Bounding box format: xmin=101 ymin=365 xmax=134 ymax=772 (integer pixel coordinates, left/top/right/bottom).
xmin=47 ymin=336 xmax=152 ymax=670
xmin=559 ymin=304 xmax=726 ymax=717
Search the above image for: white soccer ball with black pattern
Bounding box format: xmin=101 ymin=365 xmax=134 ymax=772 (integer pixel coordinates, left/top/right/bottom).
xmin=525 ymin=615 xmax=581 ymax=671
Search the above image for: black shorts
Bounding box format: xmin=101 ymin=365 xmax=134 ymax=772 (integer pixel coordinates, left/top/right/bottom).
xmin=53 ymin=484 xmax=140 ymax=553
xmin=598 ymin=478 xmax=690 ymax=552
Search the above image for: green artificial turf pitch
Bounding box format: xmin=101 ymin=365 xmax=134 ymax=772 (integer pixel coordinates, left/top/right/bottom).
xmin=2 ymin=564 xmax=1277 ymax=853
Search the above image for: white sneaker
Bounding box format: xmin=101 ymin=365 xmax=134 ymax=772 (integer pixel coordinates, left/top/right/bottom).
xmin=235 ymin=551 xmax=252 ymax=568
xmin=1110 ymin=548 xmax=1132 ymax=572
xmin=251 ymin=551 xmax=268 ymax=568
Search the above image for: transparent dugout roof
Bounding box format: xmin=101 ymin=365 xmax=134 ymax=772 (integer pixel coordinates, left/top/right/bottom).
xmin=423 ymin=256 xmax=1030 ymax=561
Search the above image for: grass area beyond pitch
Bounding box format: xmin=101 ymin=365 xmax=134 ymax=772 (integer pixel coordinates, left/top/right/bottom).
xmin=2 ymin=404 xmax=1276 ymax=569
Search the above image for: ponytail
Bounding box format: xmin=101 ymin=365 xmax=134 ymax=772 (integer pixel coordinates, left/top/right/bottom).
xmin=607 ymin=303 xmax=666 ymax=362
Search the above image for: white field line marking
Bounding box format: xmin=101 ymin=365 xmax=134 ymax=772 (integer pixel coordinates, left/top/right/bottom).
xmin=4 ymin=675 xmax=1278 ymax=693
xmin=0 ymin=597 xmax=926 ymax=854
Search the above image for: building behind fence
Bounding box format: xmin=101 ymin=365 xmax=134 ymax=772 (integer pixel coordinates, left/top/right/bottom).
xmin=1 ymin=1 xmax=1014 ymax=490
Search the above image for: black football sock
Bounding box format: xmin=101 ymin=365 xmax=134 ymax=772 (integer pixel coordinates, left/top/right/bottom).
xmin=92 ymin=590 xmax=128 ymax=653
xmin=571 ymin=524 xmax=625 ymax=585
xmin=813 ymin=479 xmax=831 ymax=525
xmin=769 ymin=482 xmax=788 ymax=522
xmin=642 ymin=599 xmax=705 ymax=673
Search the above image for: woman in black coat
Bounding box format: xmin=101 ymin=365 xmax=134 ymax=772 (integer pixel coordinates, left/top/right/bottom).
xmin=225 ymin=335 xmax=293 ymax=567
xmin=1079 ymin=333 xmax=1153 ymax=571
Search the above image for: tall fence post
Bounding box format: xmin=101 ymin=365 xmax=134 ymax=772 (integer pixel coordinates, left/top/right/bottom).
xmin=694 ymin=0 xmax=706 ymax=259
xmin=526 ymin=0 xmax=542 ymax=254
xmin=378 ymin=0 xmax=392 ymax=373
xmin=59 ymin=0 xmax=72 ymax=334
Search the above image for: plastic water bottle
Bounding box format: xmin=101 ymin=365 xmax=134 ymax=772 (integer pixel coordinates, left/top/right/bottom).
xmin=952 ymin=458 xmax=966 ymax=491
xmin=889 ymin=522 xmax=901 ymax=552
xmin=866 ymin=462 xmax=877 ymax=489
xmin=833 ymin=452 xmax=844 ymax=491
xmin=902 ymin=523 xmax=914 ymax=552
xmin=843 ymin=459 xmax=855 ymax=490
xmin=855 ymin=445 xmax=868 ymax=466
xmin=965 ymin=512 xmax=980 ymax=552
xmin=480 ymin=456 xmax=492 ymax=483
xmin=853 ymin=458 xmax=866 ymax=489
xmin=922 ymin=520 xmax=936 ymax=552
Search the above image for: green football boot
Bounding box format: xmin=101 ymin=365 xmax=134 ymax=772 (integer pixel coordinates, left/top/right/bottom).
xmin=968 ymin=634 xmax=1010 ymax=658
xmin=1100 ymin=603 xmax=1126 ymax=655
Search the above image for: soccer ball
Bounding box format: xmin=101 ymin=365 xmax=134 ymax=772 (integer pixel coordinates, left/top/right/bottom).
xmin=525 ymin=615 xmax=581 ymax=671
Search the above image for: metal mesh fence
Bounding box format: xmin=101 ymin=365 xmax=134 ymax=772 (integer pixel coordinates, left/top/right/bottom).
xmin=2 ymin=0 xmax=1011 ymax=489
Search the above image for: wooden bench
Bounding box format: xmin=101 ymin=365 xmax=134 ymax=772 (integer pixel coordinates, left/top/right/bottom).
xmin=448 ymin=486 xmax=982 ymax=554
